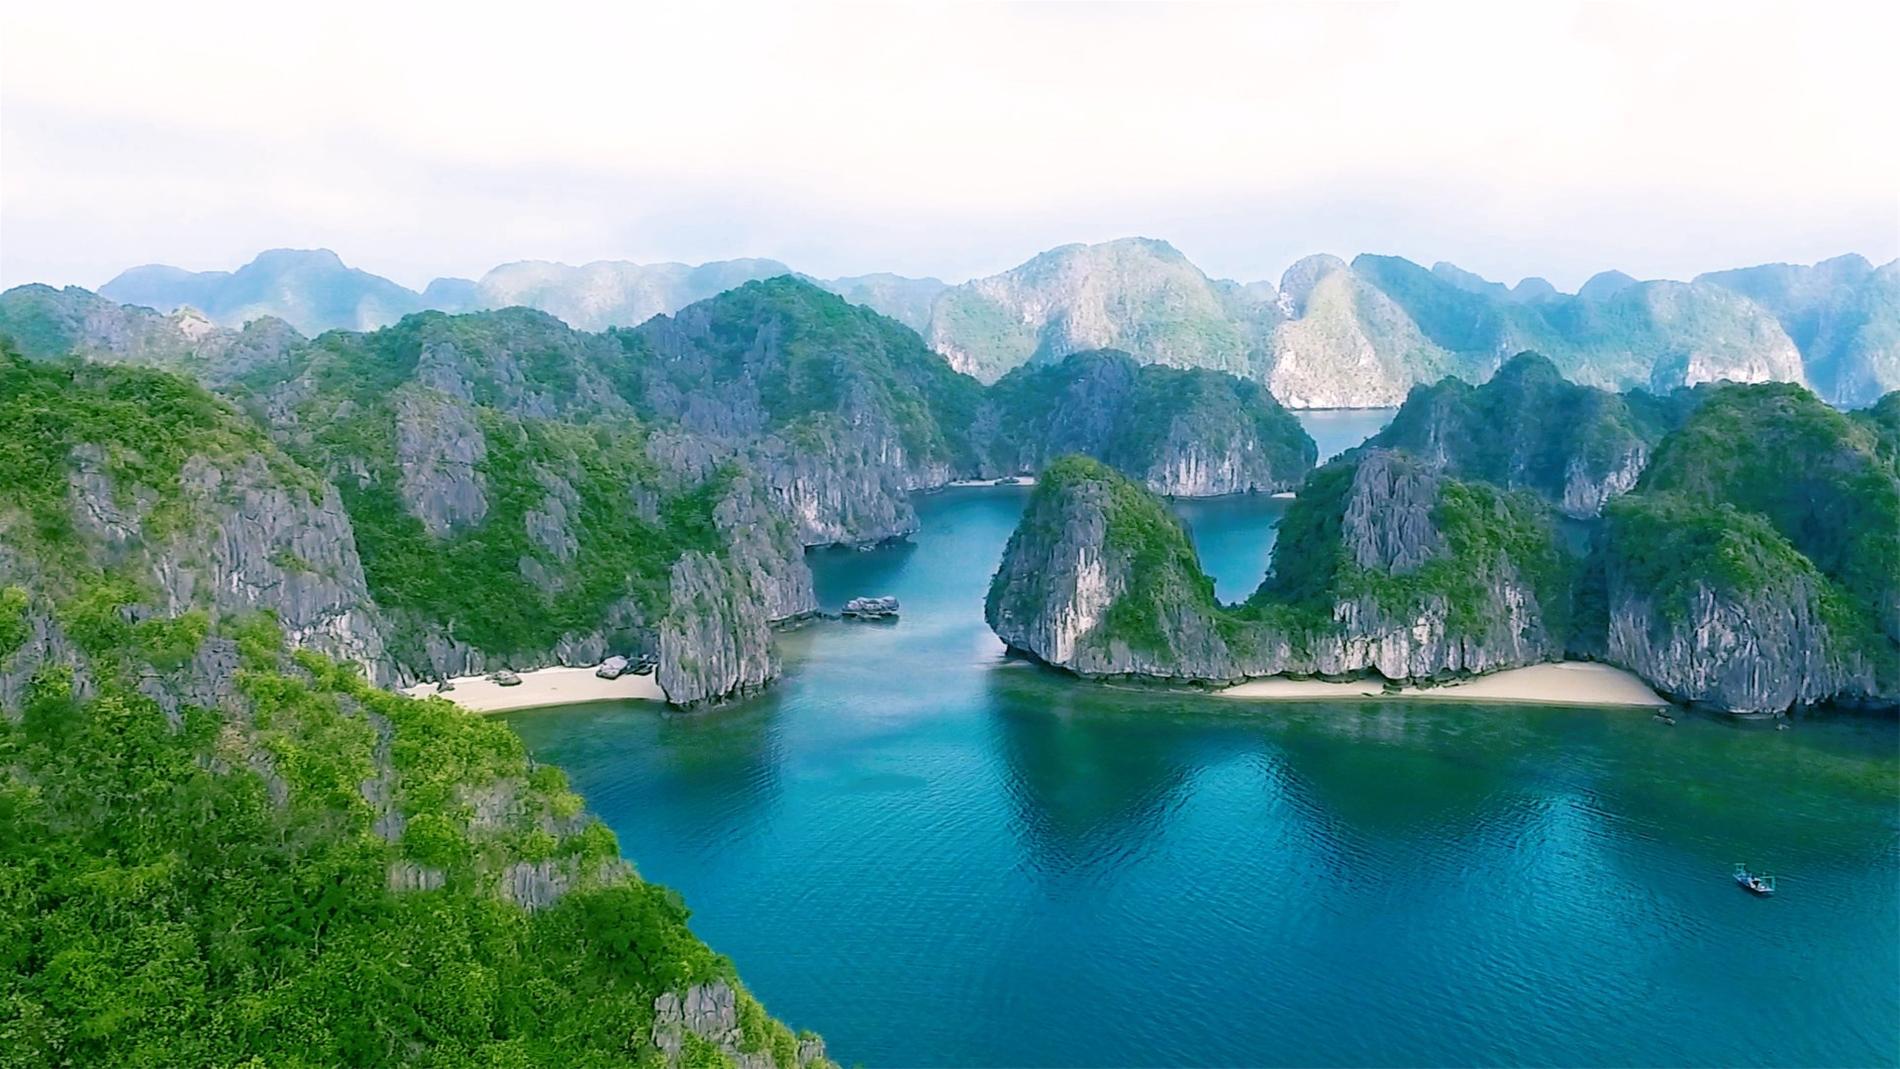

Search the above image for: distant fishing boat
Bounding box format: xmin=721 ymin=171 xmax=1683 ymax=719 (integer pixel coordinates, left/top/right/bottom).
xmin=1734 ymin=863 xmax=1776 ymax=896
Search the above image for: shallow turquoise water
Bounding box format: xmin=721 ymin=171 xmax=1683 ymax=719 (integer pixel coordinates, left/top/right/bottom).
xmin=507 ymin=487 xmax=1900 ymax=1068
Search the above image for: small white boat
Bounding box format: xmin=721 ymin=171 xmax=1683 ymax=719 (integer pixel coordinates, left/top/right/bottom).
xmin=1734 ymin=863 xmax=1776 ymax=896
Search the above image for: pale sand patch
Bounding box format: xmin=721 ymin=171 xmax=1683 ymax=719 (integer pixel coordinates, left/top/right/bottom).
xmin=942 ymin=476 xmax=1037 ymax=488
xmin=1217 ymin=661 xmax=1668 ymax=707
xmin=402 ymin=665 xmax=664 ymax=713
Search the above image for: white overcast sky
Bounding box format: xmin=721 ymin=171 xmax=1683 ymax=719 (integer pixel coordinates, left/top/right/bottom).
xmin=2 ymin=1 xmax=1896 ymax=292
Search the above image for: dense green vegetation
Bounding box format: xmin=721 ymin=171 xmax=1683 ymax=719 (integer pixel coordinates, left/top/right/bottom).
xmin=616 ymin=277 xmax=985 ymax=471
xmin=1602 ymin=494 xmax=1836 ymax=608
xmin=1055 ymin=457 xmax=1218 ymax=655
xmin=0 ymin=285 xmax=92 ymax=358
xmin=1012 ymin=452 xmax=1570 ymax=661
xmin=0 ymin=618 xmax=803 ymax=1067
xmin=1853 ymin=390 xmax=1900 ymax=470
xmin=0 ymin=342 xmax=815 ymax=1065
xmin=224 ymin=310 xmax=751 ymax=661
xmin=1635 ymin=383 xmax=1900 ymax=641
xmin=0 ymin=348 xmax=317 ymax=572
xmin=1240 ymin=459 xmax=1357 ymax=633
xmin=338 ymin=416 xmax=731 ymax=657
xmin=1367 ymin=351 xmax=1676 ymax=507
xmin=981 ymin=349 xmax=1315 ymax=488
xmin=1238 ymin=455 xmax=1571 ymax=641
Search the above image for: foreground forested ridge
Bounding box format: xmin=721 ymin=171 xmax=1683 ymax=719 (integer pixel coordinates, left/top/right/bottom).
xmin=988 ymin=361 xmax=1900 ymax=715
xmin=0 ymin=278 xmax=1315 ymax=701
xmin=75 ymin=242 xmax=1900 ymax=408
xmin=0 ymin=351 xmax=830 ymax=1067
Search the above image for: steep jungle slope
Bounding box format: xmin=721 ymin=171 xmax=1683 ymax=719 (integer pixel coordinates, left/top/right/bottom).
xmin=1595 ymin=383 xmax=1900 ymax=709
xmin=613 ymin=276 xmax=986 ymax=545
xmin=0 ymin=347 xmax=827 ymax=1066
xmin=1364 ymin=351 xmax=1696 ymax=516
xmin=221 ymin=308 xmax=813 ymax=700
xmin=977 ymin=349 xmax=1315 ymax=494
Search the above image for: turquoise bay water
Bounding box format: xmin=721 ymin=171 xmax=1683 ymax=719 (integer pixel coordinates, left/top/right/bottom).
xmin=508 ymin=443 xmax=1898 ymax=1067
xmin=1296 ymin=407 xmax=1398 ymax=462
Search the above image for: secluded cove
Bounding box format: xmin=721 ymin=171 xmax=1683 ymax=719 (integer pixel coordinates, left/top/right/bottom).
xmin=506 ymin=485 xmax=1900 ymax=1067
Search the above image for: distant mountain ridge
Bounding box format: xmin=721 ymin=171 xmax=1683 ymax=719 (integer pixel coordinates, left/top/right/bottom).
xmin=101 ymin=248 xmax=425 ymax=336
xmin=92 ymin=242 xmax=1898 ymax=407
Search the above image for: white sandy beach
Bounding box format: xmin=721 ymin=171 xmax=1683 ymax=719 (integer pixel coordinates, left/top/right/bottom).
xmin=943 ymin=476 xmax=1037 ymax=488
xmin=1216 ymin=661 xmax=1668 ymax=707
xmin=403 ymin=665 xmax=665 ymax=713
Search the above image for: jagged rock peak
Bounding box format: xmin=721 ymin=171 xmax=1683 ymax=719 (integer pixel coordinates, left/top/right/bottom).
xmin=1277 ymin=253 xmax=1351 ymax=315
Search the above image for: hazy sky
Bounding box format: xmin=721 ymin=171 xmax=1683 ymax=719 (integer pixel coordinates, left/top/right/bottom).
xmin=3 ymin=1 xmax=1896 ymax=292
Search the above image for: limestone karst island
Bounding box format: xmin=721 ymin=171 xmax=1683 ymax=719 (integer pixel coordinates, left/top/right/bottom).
xmin=2 ymin=3 xmax=1896 ymax=1066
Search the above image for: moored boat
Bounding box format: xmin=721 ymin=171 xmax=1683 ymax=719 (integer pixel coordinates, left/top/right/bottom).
xmin=1734 ymin=863 xmax=1776 ymax=896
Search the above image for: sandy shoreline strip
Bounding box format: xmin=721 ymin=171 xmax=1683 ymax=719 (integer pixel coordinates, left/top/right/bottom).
xmin=403 ymin=665 xmax=664 ymax=713
xmin=406 ymin=657 xmax=1663 ymax=715
xmin=1216 ymin=661 xmax=1668 ymax=707
xmin=942 ymin=476 xmax=1037 ymax=488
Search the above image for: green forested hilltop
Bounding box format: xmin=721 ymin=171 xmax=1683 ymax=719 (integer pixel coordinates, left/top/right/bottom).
xmin=1363 ymin=351 xmax=1696 ymax=516
xmin=616 ymin=275 xmax=985 ymax=472
xmin=0 ymin=639 xmax=823 ymax=1068
xmin=978 ymin=350 xmax=1315 ymax=495
xmin=0 ymin=347 xmax=826 ymax=1067
xmin=1615 ymin=383 xmax=1900 ymax=657
xmin=224 ymin=308 xmax=762 ymax=672
xmin=1854 ymin=390 xmax=1900 ymax=467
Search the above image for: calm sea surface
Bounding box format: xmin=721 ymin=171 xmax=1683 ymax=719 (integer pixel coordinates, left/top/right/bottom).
xmin=506 ymin=411 xmax=1898 ymax=1067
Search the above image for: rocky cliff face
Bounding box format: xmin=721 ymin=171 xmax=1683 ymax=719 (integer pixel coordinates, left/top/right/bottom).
xmin=154 ymin=453 xmax=388 ymax=676
xmin=1605 ymin=582 xmax=1877 ymax=715
xmin=658 ymin=551 xmax=778 ymax=706
xmin=654 ymin=470 xmax=818 ymax=706
xmin=211 ymin=304 xmax=831 ymax=701
xmin=1264 ymin=255 xmax=1457 ymax=409
xmin=623 ymin=276 xmax=982 ymax=545
xmin=1598 ymin=490 xmax=1889 ymax=713
xmin=1366 ymin=351 xmax=1680 ymax=517
xmin=977 ymin=349 xmax=1316 ymax=495
xmin=986 ymin=452 xmax=1566 ymax=684
xmin=915 ymin=241 xmax=1835 ymax=409
xmin=926 ymin=238 xmax=1262 ymax=383
xmin=1697 ymin=255 xmax=1900 ymax=408
xmin=0 ymin=282 xmax=304 ymax=386
xmin=990 ymin=374 xmax=1900 ymax=715
xmin=0 ymin=355 xmax=390 ymax=703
